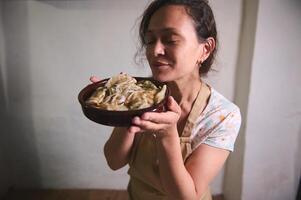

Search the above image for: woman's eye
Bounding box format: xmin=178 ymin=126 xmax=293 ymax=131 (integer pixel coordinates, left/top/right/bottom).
xmin=145 ymin=40 xmax=155 ymax=45
xmin=144 ymin=37 xmax=179 ymax=46
xmin=144 ymin=37 xmax=155 ymax=45
xmin=163 ymin=36 xmax=179 ymax=45
xmin=162 ymin=39 xmax=178 ymax=45
xmin=166 ymin=40 xmax=177 ymax=44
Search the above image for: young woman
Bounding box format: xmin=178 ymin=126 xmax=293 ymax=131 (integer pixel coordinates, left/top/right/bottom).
xmin=91 ymin=0 xmax=241 ymax=199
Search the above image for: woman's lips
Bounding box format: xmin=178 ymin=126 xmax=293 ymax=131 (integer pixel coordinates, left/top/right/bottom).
xmin=152 ymin=61 xmax=170 ymax=68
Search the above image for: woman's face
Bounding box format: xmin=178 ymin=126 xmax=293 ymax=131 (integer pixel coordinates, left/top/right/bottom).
xmin=145 ymin=5 xmax=205 ymax=83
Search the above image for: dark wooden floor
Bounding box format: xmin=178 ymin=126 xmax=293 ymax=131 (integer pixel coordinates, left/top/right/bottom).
xmin=3 ymin=189 xmax=224 ymax=200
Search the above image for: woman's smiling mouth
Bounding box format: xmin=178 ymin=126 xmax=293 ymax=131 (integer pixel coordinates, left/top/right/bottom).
xmin=152 ymin=61 xmax=171 ymax=68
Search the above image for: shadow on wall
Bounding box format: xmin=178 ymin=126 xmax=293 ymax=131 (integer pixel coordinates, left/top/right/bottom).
xmin=297 ymin=125 xmax=301 ymax=198
xmin=0 ymin=21 xmax=11 ymax=195
xmin=2 ymin=1 xmax=42 ymax=188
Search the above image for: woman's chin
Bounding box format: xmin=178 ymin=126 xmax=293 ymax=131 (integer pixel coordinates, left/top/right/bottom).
xmin=152 ymin=74 xmax=171 ymax=83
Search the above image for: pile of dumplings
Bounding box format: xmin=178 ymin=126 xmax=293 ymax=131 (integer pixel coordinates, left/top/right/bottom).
xmin=86 ymin=73 xmax=167 ymax=111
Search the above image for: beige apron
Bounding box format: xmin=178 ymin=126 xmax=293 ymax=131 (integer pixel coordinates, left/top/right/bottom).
xmin=127 ymin=83 xmax=212 ymax=200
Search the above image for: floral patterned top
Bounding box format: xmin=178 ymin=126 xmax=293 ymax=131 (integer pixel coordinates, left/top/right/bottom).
xmin=191 ymin=87 xmax=242 ymax=152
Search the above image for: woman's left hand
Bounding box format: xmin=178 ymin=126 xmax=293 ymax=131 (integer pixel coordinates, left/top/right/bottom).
xmin=131 ymin=96 xmax=181 ymax=138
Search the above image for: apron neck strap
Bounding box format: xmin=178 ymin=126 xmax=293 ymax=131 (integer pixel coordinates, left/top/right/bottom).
xmin=181 ymin=82 xmax=209 ymax=137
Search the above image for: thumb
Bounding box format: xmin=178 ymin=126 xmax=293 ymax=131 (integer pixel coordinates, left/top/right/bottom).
xmin=90 ymin=76 xmax=101 ymax=83
xmin=127 ymin=126 xmax=141 ymax=134
xmin=167 ymin=96 xmax=181 ymax=115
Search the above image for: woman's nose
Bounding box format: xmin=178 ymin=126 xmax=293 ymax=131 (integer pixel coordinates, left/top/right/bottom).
xmin=153 ymin=41 xmax=165 ymax=56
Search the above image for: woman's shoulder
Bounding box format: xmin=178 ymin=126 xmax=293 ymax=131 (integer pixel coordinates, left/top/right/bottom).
xmin=193 ymin=86 xmax=241 ymax=132
xmin=206 ymin=87 xmax=240 ymax=115
xmin=190 ymin=86 xmax=242 ymax=151
xmin=199 ymin=86 xmax=241 ymax=130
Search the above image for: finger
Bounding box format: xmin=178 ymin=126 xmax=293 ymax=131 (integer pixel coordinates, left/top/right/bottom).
xmin=141 ymin=111 xmax=179 ymax=124
xmin=127 ymin=125 xmax=141 ymax=134
xmin=167 ymin=96 xmax=181 ymax=115
xmin=136 ymin=119 xmax=165 ymax=132
xmin=90 ymin=76 xmax=101 ymax=83
xmin=132 ymin=116 xmax=165 ymax=131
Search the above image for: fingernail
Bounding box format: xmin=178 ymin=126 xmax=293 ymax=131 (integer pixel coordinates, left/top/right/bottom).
xmin=132 ymin=116 xmax=139 ymax=124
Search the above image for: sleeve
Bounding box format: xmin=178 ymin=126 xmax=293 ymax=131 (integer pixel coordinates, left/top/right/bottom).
xmin=202 ymin=107 xmax=242 ymax=152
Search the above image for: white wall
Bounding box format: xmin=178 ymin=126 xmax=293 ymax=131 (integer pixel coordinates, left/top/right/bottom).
xmin=223 ymin=0 xmax=301 ymax=199
xmin=241 ymin=0 xmax=301 ymax=199
xmin=0 ymin=0 xmax=241 ymax=195
xmin=225 ymin=0 xmax=301 ymax=199
xmin=1 ymin=0 xmax=151 ymax=190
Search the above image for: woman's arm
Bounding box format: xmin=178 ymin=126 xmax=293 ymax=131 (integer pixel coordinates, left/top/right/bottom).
xmin=185 ymin=144 xmax=229 ymax=199
xmin=156 ymin=135 xmax=229 ymax=200
xmin=104 ymin=127 xmax=140 ymax=170
xmin=89 ymin=76 xmax=140 ymax=170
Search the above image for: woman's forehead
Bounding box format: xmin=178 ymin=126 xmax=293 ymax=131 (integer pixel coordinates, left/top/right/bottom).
xmin=147 ymin=5 xmax=195 ymax=33
xmin=146 ymin=27 xmax=179 ymax=35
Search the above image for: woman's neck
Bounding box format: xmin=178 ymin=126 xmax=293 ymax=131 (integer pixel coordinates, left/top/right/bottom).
xmin=167 ymin=76 xmax=202 ymax=107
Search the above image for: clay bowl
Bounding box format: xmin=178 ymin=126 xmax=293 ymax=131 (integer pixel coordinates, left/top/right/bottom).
xmin=78 ymin=77 xmax=170 ymax=127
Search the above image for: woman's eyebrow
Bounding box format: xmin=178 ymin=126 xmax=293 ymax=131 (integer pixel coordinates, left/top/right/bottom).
xmin=146 ymin=27 xmax=181 ymax=35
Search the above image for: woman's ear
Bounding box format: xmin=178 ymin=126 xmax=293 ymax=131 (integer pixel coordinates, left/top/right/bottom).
xmin=199 ymin=37 xmax=216 ymax=63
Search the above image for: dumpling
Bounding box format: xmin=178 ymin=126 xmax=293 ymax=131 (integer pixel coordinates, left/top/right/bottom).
xmin=105 ymin=73 xmax=136 ymax=88
xmin=154 ymin=85 xmax=167 ymax=104
xmin=86 ymin=73 xmax=167 ymax=111
xmin=86 ymin=87 xmax=107 ymax=106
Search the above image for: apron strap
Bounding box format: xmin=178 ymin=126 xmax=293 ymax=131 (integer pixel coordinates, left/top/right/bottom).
xmin=181 ymin=82 xmax=209 ymax=137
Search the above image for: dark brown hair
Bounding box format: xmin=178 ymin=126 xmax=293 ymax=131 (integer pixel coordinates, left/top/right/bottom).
xmin=137 ymin=0 xmax=218 ymax=76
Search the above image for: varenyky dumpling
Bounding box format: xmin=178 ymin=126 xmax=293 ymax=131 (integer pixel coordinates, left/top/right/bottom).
xmin=86 ymin=73 xmax=167 ymax=111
